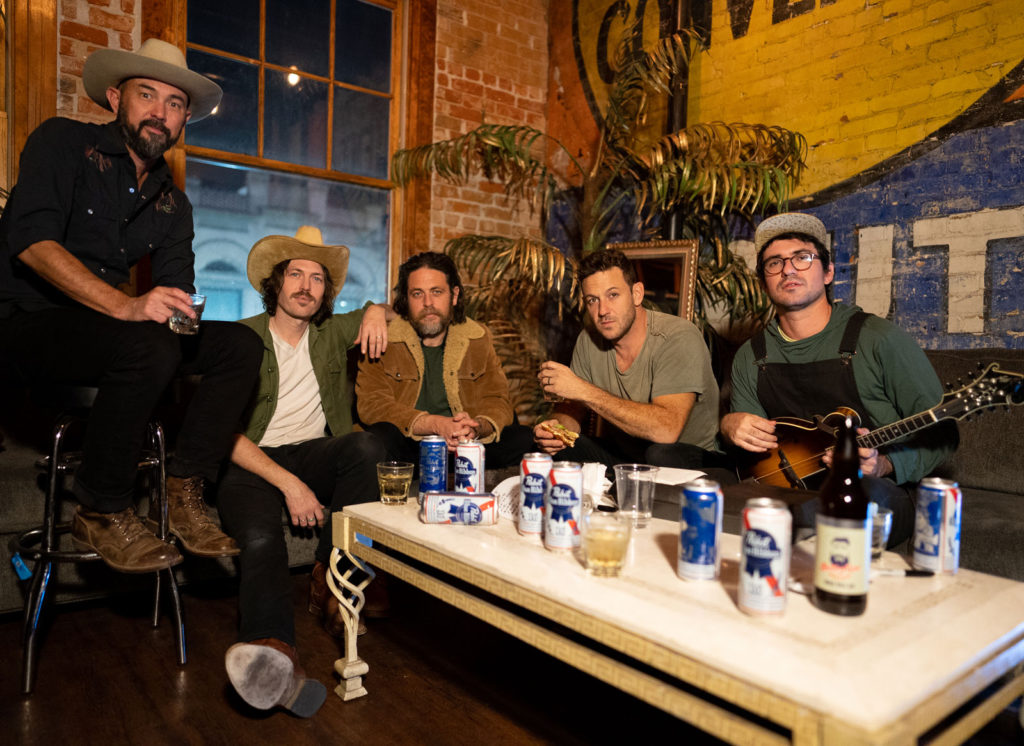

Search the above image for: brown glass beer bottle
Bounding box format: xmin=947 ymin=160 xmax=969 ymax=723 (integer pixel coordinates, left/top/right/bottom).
xmin=812 ymin=416 xmax=870 ymax=616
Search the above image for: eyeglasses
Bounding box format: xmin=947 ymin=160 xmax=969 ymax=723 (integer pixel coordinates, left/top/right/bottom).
xmin=762 ymin=251 xmax=820 ymax=276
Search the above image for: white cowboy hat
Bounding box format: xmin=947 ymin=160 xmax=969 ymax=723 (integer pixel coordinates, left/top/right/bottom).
xmin=246 ymin=226 xmax=350 ymax=294
xmin=83 ymin=38 xmax=223 ymax=122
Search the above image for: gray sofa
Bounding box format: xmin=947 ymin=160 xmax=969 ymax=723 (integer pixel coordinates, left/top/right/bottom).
xmin=2 ymin=347 xmax=1022 ymax=616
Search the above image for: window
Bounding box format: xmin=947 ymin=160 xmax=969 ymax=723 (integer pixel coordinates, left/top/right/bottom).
xmin=182 ymin=0 xmax=398 ymax=320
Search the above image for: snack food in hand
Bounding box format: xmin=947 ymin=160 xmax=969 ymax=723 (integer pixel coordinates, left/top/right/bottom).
xmin=540 ymin=421 xmax=579 ymax=447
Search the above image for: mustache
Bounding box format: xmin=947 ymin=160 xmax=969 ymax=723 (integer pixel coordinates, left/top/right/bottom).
xmin=138 ymin=118 xmax=172 ymax=139
xmin=290 ymin=291 xmax=315 ymax=301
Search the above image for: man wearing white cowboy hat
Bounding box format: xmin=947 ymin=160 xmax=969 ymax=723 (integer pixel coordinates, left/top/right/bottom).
xmin=219 ymin=225 xmax=393 ymax=717
xmin=0 ymin=39 xmax=260 ymax=572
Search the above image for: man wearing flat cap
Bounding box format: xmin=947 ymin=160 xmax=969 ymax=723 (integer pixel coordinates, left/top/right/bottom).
xmin=721 ymin=212 xmax=957 ymax=546
xmin=0 ymin=39 xmax=259 ymax=572
xmin=219 ymin=226 xmax=393 ymax=717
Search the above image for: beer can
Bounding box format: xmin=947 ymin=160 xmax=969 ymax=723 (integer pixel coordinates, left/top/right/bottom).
xmin=678 ymin=478 xmax=723 ymax=581
xmin=418 ymin=435 xmax=448 ymax=503
xmin=544 ymin=461 xmax=583 ymax=551
xmin=454 ymin=439 xmax=486 ymax=493
xmin=519 ymin=452 xmax=552 ymax=536
xmin=738 ymin=498 xmax=791 ymax=615
xmin=420 ymin=492 xmax=498 ymax=525
xmin=913 ymin=477 xmax=962 ymax=574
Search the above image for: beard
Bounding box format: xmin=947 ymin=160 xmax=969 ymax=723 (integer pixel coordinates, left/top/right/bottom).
xmin=117 ymin=107 xmax=180 ymax=161
xmin=410 ymin=307 xmax=452 ymax=340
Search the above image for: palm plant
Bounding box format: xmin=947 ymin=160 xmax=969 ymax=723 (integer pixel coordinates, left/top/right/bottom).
xmin=392 ymin=23 xmax=806 ymax=416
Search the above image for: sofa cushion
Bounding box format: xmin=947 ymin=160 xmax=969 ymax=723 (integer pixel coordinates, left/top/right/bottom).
xmin=925 ymin=348 xmax=1024 ymax=496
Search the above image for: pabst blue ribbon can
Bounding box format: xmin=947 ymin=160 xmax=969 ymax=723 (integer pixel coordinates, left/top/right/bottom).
xmin=913 ymin=477 xmax=962 ymax=574
xmin=678 ymin=478 xmax=723 ymax=581
xmin=420 ymin=493 xmax=498 ymax=525
xmin=519 ymin=452 xmax=552 ymax=536
xmin=418 ymin=435 xmax=448 ymax=503
xmin=544 ymin=461 xmax=582 ymax=551
xmin=454 ymin=439 xmax=486 ymax=494
xmin=738 ymin=498 xmax=791 ymax=615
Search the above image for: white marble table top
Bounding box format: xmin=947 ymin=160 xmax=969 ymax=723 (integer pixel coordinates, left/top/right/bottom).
xmin=341 ymin=501 xmax=1024 ymax=734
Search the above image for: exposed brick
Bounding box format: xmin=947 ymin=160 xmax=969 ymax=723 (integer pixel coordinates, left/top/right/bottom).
xmin=121 ymin=0 xmax=136 ymax=13
xmin=60 ymin=20 xmax=109 ymax=46
xmin=89 ymin=8 xmax=134 ymax=33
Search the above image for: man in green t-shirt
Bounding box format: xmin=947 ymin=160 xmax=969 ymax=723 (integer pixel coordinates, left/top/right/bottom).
xmin=356 ymin=252 xmax=534 ymax=467
xmin=721 ymin=212 xmax=957 ymax=545
xmin=535 ymin=249 xmax=722 ymax=470
xmin=219 ymin=226 xmax=393 ymax=718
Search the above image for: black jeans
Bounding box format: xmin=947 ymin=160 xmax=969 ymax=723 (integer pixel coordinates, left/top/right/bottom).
xmin=367 ymin=421 xmax=537 ymax=472
xmin=790 ymin=476 xmax=916 ymax=549
xmin=216 ymin=432 xmax=386 ymax=646
xmin=0 ymin=307 xmax=261 ymax=512
xmin=556 ymin=433 xmax=729 ymax=472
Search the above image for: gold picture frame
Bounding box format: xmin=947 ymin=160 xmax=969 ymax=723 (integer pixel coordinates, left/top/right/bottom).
xmin=607 ymin=239 xmax=698 ymax=321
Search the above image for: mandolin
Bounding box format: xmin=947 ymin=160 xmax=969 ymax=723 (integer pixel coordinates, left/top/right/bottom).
xmin=743 ymin=363 xmax=1024 ymax=489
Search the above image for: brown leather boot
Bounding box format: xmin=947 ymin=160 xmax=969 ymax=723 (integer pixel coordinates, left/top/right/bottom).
xmin=158 ymin=475 xmax=239 ymax=557
xmin=309 ymin=561 xmax=365 ymax=637
xmin=72 ymin=507 xmax=183 ymax=573
xmin=224 ymin=638 xmax=326 ymax=718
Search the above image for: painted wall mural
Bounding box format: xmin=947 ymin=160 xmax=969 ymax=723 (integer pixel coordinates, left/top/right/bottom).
xmin=552 ymin=0 xmax=1024 ymax=349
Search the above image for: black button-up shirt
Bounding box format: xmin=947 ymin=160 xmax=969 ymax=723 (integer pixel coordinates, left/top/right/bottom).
xmin=0 ymin=117 xmax=195 ymax=317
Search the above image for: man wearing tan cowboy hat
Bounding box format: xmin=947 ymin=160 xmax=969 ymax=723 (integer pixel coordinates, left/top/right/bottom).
xmin=0 ymin=39 xmax=259 ymax=572
xmin=219 ymin=226 xmax=394 ymax=717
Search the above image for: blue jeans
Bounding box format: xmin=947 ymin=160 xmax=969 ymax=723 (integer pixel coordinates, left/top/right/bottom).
xmin=0 ymin=307 xmax=262 ymax=511
xmin=215 ymin=431 xmax=386 ymax=645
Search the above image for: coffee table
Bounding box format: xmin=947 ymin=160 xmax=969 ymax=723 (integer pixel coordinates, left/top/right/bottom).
xmin=329 ymin=501 xmax=1024 ymax=745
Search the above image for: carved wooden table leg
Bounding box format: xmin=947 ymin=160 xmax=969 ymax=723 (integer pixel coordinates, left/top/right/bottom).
xmin=328 ymin=546 xmax=372 ymax=700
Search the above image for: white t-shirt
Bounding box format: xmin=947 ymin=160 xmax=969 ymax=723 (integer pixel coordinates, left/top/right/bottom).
xmin=258 ymin=326 xmax=327 ymax=448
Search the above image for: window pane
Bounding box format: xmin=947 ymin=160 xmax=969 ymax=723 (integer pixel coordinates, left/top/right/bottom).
xmin=266 ymin=0 xmax=331 ymax=77
xmin=186 ymin=51 xmax=258 ymax=156
xmin=332 ymin=88 xmax=390 ymax=179
xmin=188 ymin=0 xmax=259 ymax=59
xmin=264 ymin=70 xmax=328 ymax=168
xmin=335 ymin=0 xmax=392 ymax=92
xmin=187 ymin=158 xmax=390 ymax=321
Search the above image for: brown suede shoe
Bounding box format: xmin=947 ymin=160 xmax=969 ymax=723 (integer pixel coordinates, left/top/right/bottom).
xmin=224 ymin=638 xmax=326 ymax=718
xmin=72 ymin=507 xmax=183 ymax=573
xmin=157 ymin=475 xmax=239 ymax=557
xmin=309 ymin=561 xmax=365 ymax=637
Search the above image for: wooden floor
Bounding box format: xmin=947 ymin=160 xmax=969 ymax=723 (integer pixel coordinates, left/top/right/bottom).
xmin=1 ymin=572 xmax=1021 ymax=745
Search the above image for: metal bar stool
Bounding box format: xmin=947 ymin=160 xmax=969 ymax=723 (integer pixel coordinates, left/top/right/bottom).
xmin=8 ymin=412 xmax=186 ymax=694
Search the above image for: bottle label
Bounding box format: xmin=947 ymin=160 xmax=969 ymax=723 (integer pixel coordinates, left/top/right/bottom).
xmin=814 ymin=515 xmax=870 ymax=595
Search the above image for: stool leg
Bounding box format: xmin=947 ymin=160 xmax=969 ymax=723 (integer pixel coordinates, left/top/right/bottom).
xmin=145 ymin=421 xmax=186 ymax=664
xmin=20 ymin=560 xmax=53 ymax=694
xmin=21 ymin=415 xmax=76 ymax=694
xmin=164 ymin=566 xmax=187 ymax=665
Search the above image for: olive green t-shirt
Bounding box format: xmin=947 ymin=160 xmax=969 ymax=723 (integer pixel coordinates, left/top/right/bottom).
xmin=570 ymin=310 xmax=720 ymax=451
xmin=415 ymin=342 xmax=452 ymax=416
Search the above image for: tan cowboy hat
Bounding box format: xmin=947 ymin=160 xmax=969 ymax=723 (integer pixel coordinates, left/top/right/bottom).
xmin=83 ymin=38 xmax=223 ymax=122
xmin=246 ymin=226 xmax=350 ymax=293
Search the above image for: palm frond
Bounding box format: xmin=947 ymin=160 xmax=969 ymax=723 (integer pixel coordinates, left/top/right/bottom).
xmin=445 ymin=234 xmax=579 ymax=318
xmin=633 ymin=122 xmax=807 ymax=219
xmin=392 ymin=124 xmax=581 ymax=222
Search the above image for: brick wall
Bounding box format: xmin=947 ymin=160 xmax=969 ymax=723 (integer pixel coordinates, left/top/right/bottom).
xmin=57 ymin=0 xmax=139 ymax=122
xmin=428 ymin=0 xmax=549 ymax=253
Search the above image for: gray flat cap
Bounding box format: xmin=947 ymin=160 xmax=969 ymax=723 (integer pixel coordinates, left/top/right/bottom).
xmin=754 ymin=213 xmax=828 ymax=255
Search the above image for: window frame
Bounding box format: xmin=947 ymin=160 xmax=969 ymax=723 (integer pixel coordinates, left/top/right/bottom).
xmin=141 ymin=0 xmax=436 ymax=294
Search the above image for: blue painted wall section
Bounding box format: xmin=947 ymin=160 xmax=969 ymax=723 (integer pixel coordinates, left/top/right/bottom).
xmin=802 ymin=119 xmax=1024 ymax=350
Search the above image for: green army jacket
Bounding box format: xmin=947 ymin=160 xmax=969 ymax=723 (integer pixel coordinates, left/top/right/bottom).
xmin=238 ymin=307 xmax=365 ymax=444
